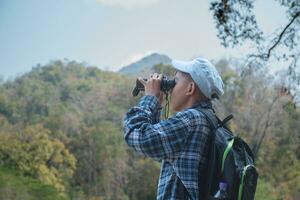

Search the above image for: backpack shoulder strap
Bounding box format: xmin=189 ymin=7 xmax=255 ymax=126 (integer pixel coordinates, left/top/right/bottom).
xmin=197 ymin=108 xmax=219 ymax=129
xmin=195 ymin=108 xmax=219 ymax=199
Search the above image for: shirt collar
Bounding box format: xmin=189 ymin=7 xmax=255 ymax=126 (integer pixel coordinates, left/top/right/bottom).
xmin=190 ymin=100 xmax=212 ymax=110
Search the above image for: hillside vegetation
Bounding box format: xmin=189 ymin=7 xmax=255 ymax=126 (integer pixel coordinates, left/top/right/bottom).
xmin=0 ymin=60 xmax=299 ymax=199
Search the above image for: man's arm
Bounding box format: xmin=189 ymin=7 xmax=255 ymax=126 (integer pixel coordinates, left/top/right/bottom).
xmin=123 ymin=95 xmax=194 ymax=161
xmin=152 ymin=104 xmax=162 ymax=124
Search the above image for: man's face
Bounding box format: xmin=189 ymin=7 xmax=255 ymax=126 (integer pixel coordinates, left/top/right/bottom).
xmin=170 ymin=71 xmax=192 ymax=111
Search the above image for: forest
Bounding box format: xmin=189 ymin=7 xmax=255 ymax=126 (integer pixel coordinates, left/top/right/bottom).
xmin=1 ymin=1 xmax=299 ymax=199
xmin=0 ymin=58 xmax=299 ymax=200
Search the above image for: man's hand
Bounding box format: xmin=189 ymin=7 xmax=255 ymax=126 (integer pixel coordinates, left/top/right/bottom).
xmin=138 ymin=73 xmax=164 ymax=105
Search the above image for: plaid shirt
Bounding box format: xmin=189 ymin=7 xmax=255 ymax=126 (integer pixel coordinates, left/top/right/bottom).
xmin=123 ymin=95 xmax=213 ymax=200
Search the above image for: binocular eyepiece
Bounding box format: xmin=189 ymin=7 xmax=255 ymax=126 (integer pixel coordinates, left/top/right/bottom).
xmin=132 ymin=76 xmax=176 ymax=96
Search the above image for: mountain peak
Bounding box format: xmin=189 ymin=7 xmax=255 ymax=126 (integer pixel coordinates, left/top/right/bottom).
xmin=118 ymin=53 xmax=171 ymax=76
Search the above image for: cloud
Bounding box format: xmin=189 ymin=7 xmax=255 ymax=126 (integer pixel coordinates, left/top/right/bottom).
xmin=96 ymin=0 xmax=161 ymax=9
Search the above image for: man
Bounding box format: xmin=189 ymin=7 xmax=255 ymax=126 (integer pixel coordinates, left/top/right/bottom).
xmin=123 ymin=57 xmax=224 ymax=200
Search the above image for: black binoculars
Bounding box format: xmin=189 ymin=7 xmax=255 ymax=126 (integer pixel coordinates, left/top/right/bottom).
xmin=132 ymin=76 xmax=176 ymax=96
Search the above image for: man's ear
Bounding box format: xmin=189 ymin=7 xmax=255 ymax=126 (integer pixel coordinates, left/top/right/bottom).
xmin=186 ymin=82 xmax=196 ymax=95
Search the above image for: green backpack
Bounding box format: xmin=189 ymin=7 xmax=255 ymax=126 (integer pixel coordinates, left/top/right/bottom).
xmin=198 ymin=109 xmax=258 ymax=200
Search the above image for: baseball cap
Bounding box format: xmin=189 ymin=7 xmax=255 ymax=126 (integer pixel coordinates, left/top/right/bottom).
xmin=171 ymin=57 xmax=224 ymax=99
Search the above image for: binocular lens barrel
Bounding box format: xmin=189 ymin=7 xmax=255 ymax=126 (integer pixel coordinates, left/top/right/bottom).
xmin=132 ymin=77 xmax=176 ymax=96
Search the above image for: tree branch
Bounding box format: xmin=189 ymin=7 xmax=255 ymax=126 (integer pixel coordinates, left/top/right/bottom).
xmin=247 ymin=11 xmax=300 ymax=60
xmin=265 ymin=11 xmax=300 ymax=59
xmin=252 ymin=95 xmax=279 ymax=159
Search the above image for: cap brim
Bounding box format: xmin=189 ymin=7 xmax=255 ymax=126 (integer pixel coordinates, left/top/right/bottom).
xmin=171 ymin=60 xmax=191 ymax=74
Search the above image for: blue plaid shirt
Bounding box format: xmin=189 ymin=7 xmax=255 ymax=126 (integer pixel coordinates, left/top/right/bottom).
xmin=123 ymin=95 xmax=213 ymax=200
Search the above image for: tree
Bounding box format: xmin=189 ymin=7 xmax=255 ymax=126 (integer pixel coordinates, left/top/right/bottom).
xmin=0 ymin=167 xmax=68 ymax=200
xmin=214 ymin=58 xmax=300 ymax=199
xmin=210 ymin=0 xmax=300 ymax=101
xmin=0 ymin=124 xmax=76 ymax=194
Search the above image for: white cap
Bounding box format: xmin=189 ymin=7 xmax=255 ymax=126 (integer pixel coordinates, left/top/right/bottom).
xmin=171 ymin=57 xmax=224 ymax=99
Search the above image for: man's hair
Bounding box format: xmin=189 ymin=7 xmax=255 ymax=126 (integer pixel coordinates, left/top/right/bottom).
xmin=180 ymin=71 xmax=193 ymax=80
xmin=179 ymin=71 xmax=207 ymax=101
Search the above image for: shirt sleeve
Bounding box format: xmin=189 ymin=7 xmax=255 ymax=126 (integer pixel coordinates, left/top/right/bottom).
xmin=123 ymin=95 xmax=194 ymax=161
xmin=153 ymin=102 xmax=162 ymax=124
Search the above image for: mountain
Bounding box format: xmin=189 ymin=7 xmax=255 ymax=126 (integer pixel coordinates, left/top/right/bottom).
xmin=118 ymin=53 xmax=172 ymax=76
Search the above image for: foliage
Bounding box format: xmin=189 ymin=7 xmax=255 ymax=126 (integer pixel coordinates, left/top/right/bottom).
xmin=0 ymin=59 xmax=299 ymax=199
xmin=0 ymin=167 xmax=67 ymax=200
xmin=214 ymin=59 xmax=300 ymax=199
xmin=0 ymin=124 xmax=76 ymax=193
xmin=126 ymin=152 xmax=160 ymax=200
xmin=210 ymin=0 xmax=262 ymax=47
xmin=210 ymin=0 xmax=300 ymax=102
xmin=152 ymin=63 xmax=175 ymax=77
xmin=0 ymin=60 xmax=156 ymax=199
xmin=210 ymin=0 xmax=299 ymax=54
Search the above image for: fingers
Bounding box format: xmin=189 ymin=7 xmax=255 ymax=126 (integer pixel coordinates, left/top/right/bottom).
xmin=138 ymin=73 xmax=162 ymax=86
xmin=150 ymin=73 xmax=162 ymax=80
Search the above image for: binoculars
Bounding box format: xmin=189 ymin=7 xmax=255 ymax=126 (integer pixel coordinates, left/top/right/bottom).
xmin=132 ymin=76 xmax=176 ymax=96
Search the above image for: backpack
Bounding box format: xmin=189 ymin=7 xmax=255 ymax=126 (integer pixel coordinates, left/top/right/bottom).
xmin=198 ymin=109 xmax=258 ymax=200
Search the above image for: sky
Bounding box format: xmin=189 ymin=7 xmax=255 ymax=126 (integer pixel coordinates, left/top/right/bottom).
xmin=0 ymin=0 xmax=287 ymax=79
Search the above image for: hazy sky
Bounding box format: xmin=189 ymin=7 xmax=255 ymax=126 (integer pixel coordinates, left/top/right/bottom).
xmin=0 ymin=0 xmax=287 ymax=79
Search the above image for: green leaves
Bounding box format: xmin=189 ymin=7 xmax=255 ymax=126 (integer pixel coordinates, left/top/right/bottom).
xmin=0 ymin=167 xmax=68 ymax=200
xmin=0 ymin=124 xmax=76 ymax=193
xmin=0 ymin=60 xmax=146 ymax=199
xmin=1 ymin=58 xmax=298 ymax=199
